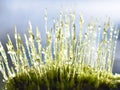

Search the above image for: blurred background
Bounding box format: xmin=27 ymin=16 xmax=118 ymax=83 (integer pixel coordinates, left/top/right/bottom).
xmin=0 ymin=0 xmax=120 ymax=89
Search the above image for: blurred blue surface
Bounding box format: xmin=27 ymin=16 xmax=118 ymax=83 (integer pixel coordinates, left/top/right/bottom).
xmin=0 ymin=0 xmax=120 ymax=89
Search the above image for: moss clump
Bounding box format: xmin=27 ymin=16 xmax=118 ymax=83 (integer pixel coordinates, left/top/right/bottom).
xmin=5 ymin=62 xmax=120 ymax=90
xmin=0 ymin=12 xmax=120 ymax=90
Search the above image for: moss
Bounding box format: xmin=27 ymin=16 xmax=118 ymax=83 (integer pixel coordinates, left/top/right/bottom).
xmin=4 ymin=63 xmax=120 ymax=90
xmin=0 ymin=12 xmax=120 ymax=90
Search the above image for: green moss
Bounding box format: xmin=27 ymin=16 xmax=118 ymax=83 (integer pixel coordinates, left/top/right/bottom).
xmin=0 ymin=12 xmax=120 ymax=90
xmin=4 ymin=62 xmax=120 ymax=90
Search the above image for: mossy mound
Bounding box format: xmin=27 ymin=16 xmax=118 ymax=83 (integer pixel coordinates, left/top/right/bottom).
xmin=4 ymin=61 xmax=120 ymax=90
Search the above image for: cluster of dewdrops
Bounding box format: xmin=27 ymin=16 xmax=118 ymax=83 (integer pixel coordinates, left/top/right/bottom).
xmin=0 ymin=11 xmax=119 ymax=82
